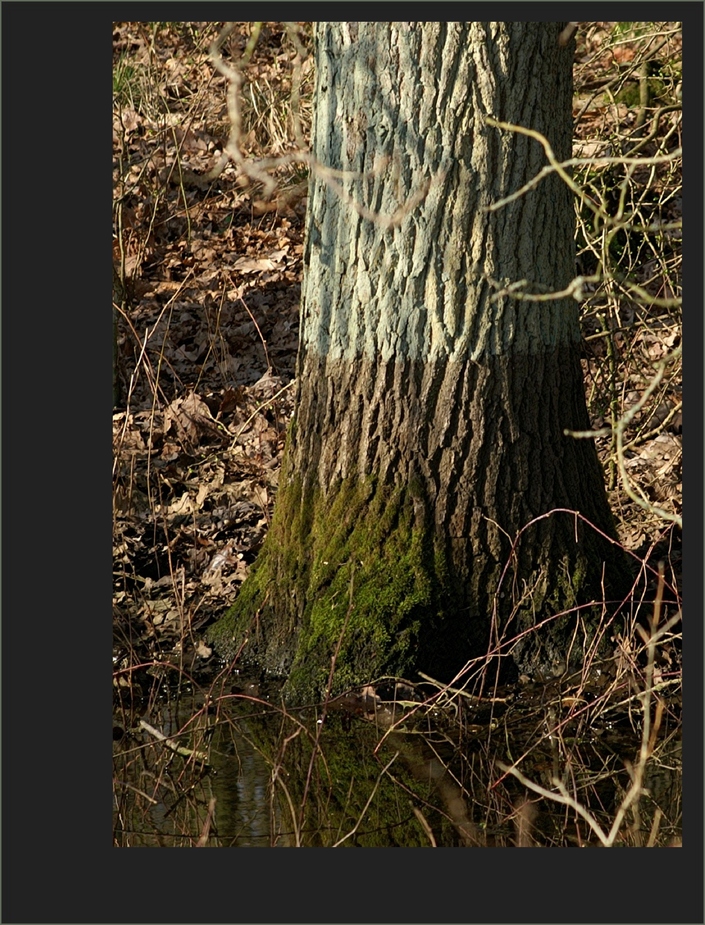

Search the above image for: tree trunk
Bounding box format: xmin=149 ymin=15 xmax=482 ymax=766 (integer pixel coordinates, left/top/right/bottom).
xmin=210 ymin=22 xmax=628 ymax=700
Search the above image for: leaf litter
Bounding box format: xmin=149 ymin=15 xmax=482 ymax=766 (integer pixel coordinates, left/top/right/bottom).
xmin=114 ymin=21 xmax=681 ymax=687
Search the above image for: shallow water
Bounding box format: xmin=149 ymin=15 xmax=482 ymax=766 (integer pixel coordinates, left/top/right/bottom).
xmin=113 ymin=672 xmax=682 ymax=848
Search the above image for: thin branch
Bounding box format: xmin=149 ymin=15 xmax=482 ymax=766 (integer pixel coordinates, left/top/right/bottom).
xmin=139 ymin=720 xmax=210 ymax=764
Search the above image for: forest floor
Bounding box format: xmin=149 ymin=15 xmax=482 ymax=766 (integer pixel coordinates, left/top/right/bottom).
xmin=113 ymin=21 xmax=682 ymax=690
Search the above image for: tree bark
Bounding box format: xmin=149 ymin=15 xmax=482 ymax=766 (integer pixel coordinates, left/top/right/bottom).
xmin=210 ymin=22 xmax=628 ymax=700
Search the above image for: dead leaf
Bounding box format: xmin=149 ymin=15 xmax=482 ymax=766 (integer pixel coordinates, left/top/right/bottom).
xmin=163 ymin=391 xmax=219 ymax=446
xmin=230 ymin=256 xmax=276 ymax=272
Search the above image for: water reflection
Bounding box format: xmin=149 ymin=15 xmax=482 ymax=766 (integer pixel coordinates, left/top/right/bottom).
xmin=113 ymin=671 xmax=682 ymax=847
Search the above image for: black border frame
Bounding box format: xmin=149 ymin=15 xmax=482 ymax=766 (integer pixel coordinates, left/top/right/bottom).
xmin=2 ymin=4 xmax=702 ymax=923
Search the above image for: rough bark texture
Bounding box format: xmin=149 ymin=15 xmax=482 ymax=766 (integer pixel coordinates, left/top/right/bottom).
xmin=210 ymin=23 xmax=628 ymax=700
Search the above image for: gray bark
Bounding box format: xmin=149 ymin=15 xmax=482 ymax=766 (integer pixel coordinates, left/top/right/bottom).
xmin=305 ymin=21 xmax=576 ymax=372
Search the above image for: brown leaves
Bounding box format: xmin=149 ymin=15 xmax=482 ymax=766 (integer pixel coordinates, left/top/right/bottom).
xmin=163 ymin=391 xmax=222 ymax=449
xmin=113 ymin=24 xmax=308 ymax=663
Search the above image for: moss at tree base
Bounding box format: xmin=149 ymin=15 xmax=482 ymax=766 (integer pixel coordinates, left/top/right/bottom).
xmin=208 ymin=470 xmax=629 ymax=703
xmin=208 ymin=475 xmax=457 ymax=701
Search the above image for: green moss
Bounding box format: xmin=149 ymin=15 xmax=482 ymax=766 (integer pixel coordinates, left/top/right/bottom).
xmin=209 ymin=473 xmax=452 ymax=700
xmin=614 ymin=82 xmax=641 ymax=108
xmin=285 ymin=478 xmax=445 ymax=697
xmin=209 ymin=473 xmax=630 ymax=700
xmin=613 ymin=77 xmax=672 ymax=111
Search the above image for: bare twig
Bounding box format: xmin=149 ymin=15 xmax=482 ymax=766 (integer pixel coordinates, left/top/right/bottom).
xmin=139 ymin=720 xmax=210 ymax=764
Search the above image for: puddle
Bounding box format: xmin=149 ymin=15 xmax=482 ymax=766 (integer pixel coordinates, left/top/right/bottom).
xmin=113 ymin=672 xmax=682 ymax=847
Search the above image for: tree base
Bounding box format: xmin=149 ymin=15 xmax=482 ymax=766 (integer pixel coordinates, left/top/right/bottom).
xmin=209 ymin=469 xmax=629 ymax=702
xmin=209 ymin=475 xmax=459 ymax=700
